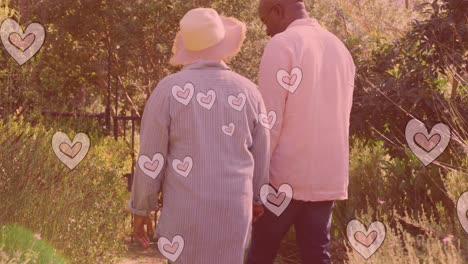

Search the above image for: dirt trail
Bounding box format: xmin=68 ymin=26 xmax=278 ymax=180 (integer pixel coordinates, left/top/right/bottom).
xmin=116 ymin=238 xmax=167 ymax=264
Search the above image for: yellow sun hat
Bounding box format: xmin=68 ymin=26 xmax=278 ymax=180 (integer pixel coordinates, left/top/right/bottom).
xmin=169 ymin=8 xmax=247 ymax=66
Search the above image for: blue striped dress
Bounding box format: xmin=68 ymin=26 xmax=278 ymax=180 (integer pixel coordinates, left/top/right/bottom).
xmin=128 ymin=60 xmax=270 ymax=264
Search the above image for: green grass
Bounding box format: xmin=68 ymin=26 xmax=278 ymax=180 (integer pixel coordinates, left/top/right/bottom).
xmin=0 ymin=225 xmax=67 ymax=264
xmin=0 ymin=116 xmax=133 ymax=263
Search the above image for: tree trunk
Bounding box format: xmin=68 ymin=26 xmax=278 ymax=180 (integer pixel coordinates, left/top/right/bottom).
xmin=19 ymin=0 xmax=30 ymax=22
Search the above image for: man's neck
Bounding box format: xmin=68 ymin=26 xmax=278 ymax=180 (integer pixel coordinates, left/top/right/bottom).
xmin=285 ymin=10 xmax=309 ymax=28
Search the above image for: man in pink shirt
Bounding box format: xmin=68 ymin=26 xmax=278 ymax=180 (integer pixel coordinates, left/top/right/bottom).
xmin=247 ymin=0 xmax=356 ymax=263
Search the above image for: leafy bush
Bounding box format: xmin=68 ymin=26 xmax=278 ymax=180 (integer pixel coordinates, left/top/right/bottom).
xmin=350 ymin=0 xmax=467 ymax=141
xmin=0 ymin=224 xmax=67 ymax=264
xmin=311 ymin=0 xmax=425 ymax=42
xmin=274 ymin=136 xmax=468 ymax=263
xmin=338 ymin=137 xmax=467 ymax=263
xmin=0 ymin=116 xmax=132 ymax=263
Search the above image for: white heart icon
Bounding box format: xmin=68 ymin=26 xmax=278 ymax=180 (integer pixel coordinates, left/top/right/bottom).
xmin=259 ymin=111 xmax=277 ymax=130
xmin=157 ymin=235 xmax=184 ymax=262
xmin=405 ymin=118 xmax=451 ymax=166
xmin=52 ymin=132 xmax=90 ymax=170
xmin=228 ymin=93 xmax=246 ymax=112
xmin=0 ymin=18 xmax=45 ymax=65
xmin=457 ymin=191 xmax=468 ymax=235
xmin=172 ymin=156 xmax=193 ymax=177
xmin=222 ymin=123 xmax=235 ymax=136
xmin=260 ymin=184 xmax=293 ymax=217
xmin=196 ymin=90 xmax=216 ymax=110
xmin=276 ymin=67 xmax=303 ymax=93
xmin=172 ymin=83 xmax=195 ymax=106
xmin=346 ymin=220 xmax=386 ymax=260
xmin=138 ymin=153 xmax=165 ymax=179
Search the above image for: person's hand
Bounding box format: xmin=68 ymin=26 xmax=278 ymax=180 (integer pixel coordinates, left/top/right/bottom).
xmin=253 ymin=204 xmax=265 ymax=223
xmin=133 ymin=214 xmax=150 ymax=249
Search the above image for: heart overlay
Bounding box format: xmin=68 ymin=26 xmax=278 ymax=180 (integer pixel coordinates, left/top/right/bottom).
xmin=354 ymin=231 xmax=378 ymax=247
xmin=196 ymin=90 xmax=216 ymax=110
xmin=157 ymin=235 xmax=184 ymax=262
xmin=172 ymin=156 xmax=193 ymax=177
xmin=138 ymin=153 xmax=165 ymax=179
xmin=9 ymin=32 xmax=35 ymax=51
xmin=143 ymin=159 xmax=159 ymax=172
xmin=346 ymin=220 xmax=386 ymax=260
xmin=457 ymin=191 xmax=468 ymax=235
xmin=59 ymin=142 xmax=82 ymax=158
xmin=414 ymin=133 xmax=441 ymax=152
xmin=259 ymin=111 xmax=277 ymax=130
xmin=222 ymin=123 xmax=235 ymax=136
xmin=1 ymin=18 xmax=45 ymax=65
xmin=228 ymin=93 xmax=246 ymax=112
xmin=405 ymin=118 xmax=451 ymax=166
xmin=172 ymin=83 xmax=195 ymax=106
xmin=276 ymin=67 xmax=303 ymax=93
xmin=52 ymin=132 xmax=90 ymax=170
xmin=267 ymin=192 xmax=286 ymax=207
xmin=260 ymin=184 xmax=293 ymax=217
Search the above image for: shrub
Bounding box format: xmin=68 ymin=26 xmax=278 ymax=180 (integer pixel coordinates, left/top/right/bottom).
xmin=0 ymin=224 xmax=67 ymax=264
xmin=276 ymin=136 xmax=467 ymax=263
xmin=337 ymin=137 xmax=468 ymax=263
xmin=0 ymin=116 xmax=132 ymax=263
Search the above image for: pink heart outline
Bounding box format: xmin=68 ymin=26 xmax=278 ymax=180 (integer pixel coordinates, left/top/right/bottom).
xmin=354 ymin=231 xmax=378 ymax=247
xmin=232 ymin=97 xmax=243 ymax=106
xmin=200 ymin=94 xmax=213 ymax=104
xmin=177 ymin=162 xmax=189 ymax=172
xmin=263 ymin=116 xmax=274 ymax=124
xmin=282 ymin=74 xmax=298 ymax=86
xmin=144 ymin=160 xmax=159 ymax=172
xmin=176 ymin=89 xmax=190 ymax=100
xmin=414 ymin=133 xmax=441 ymax=152
xmin=224 ymin=126 xmax=233 ymax=133
xmin=163 ymin=242 xmax=179 ymax=254
xmin=267 ymin=192 xmax=286 ymax=207
xmin=9 ymin=32 xmax=36 ymax=51
xmin=59 ymin=142 xmax=83 ymax=159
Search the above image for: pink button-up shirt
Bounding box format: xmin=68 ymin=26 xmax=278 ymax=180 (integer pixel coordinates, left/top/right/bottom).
xmin=258 ymin=18 xmax=356 ymax=201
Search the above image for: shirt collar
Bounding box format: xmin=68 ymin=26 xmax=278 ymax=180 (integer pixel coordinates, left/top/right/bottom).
xmin=287 ymin=18 xmax=319 ymax=30
xmin=182 ymin=60 xmax=231 ymax=71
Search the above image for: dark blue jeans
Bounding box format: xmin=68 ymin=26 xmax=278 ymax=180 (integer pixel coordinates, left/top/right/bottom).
xmin=246 ymin=199 xmax=335 ymax=264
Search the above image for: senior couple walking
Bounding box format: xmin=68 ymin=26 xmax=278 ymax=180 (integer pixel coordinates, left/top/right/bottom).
xmin=128 ymin=0 xmax=355 ymax=263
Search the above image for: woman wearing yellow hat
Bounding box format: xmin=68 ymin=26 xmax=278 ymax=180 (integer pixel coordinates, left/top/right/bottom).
xmin=128 ymin=8 xmax=270 ymax=264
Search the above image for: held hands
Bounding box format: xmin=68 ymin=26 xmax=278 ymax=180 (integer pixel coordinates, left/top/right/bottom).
xmin=253 ymin=204 xmax=265 ymax=223
xmin=135 ymin=205 xmax=263 ymax=249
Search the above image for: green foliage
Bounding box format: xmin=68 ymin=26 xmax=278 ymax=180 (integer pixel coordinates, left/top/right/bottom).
xmin=0 ymin=0 xmax=466 ymax=263
xmin=350 ymin=0 xmax=467 ymax=142
xmin=0 ymin=0 xmax=265 ymax=119
xmin=335 ymin=137 xmax=467 ymax=263
xmin=0 ymin=117 xmax=132 ymax=263
xmin=310 ymin=0 xmax=424 ymax=41
xmin=0 ymin=224 xmax=67 ymax=264
xmin=275 ymin=136 xmax=467 ymax=263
